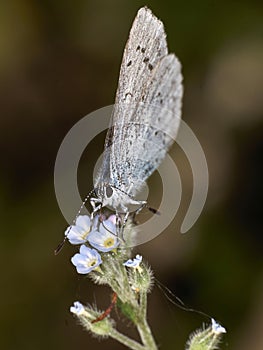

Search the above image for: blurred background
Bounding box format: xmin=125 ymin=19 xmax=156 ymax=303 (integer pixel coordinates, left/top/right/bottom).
xmin=1 ymin=0 xmax=263 ymax=349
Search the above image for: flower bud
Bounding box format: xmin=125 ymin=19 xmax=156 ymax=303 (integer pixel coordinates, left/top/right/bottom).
xmin=70 ymin=301 xmax=115 ymax=338
xmin=186 ymin=319 xmax=226 ymax=350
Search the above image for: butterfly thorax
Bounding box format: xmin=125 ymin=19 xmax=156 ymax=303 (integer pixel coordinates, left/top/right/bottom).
xmin=95 ymin=183 xmax=145 ymax=213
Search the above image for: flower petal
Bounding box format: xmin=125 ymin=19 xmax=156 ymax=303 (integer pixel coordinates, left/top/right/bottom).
xmin=71 ymin=245 xmax=102 ymax=274
xmin=88 ymin=229 xmax=119 ymax=252
xmin=76 ymin=215 xmax=91 ymax=231
xmin=100 ymin=219 xmax=117 ymax=235
xmin=70 ymin=301 xmax=85 ymax=315
xmin=211 ymin=319 xmax=226 ymax=334
xmin=123 ymin=255 xmax=142 ymax=268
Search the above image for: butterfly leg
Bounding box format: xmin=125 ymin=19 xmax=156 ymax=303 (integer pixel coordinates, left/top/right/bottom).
xmin=122 ymin=211 xmax=130 ymax=227
xmin=115 ymin=211 xmax=122 ymax=237
xmin=90 ymin=197 xmax=102 ymax=220
xmin=131 ymin=201 xmax=147 ymax=224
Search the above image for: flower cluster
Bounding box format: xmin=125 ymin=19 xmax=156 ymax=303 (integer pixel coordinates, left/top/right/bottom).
xmin=65 ymin=215 xmax=226 ymax=350
xmin=65 ymin=214 xmax=120 ymax=274
xmin=67 ymin=214 xmax=152 ymax=344
xmin=66 ymin=214 xmax=144 ymax=277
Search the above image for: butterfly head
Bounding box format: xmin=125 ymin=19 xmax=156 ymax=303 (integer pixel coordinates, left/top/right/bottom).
xmin=94 ymin=183 xmax=145 ymax=213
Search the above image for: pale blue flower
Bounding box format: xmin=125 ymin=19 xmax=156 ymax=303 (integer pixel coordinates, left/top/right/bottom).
xmin=211 ymin=319 xmax=226 ymax=334
xmin=65 ymin=215 xmax=96 ymax=245
xmin=106 ymin=215 xmax=117 ymax=226
xmin=71 ymin=245 xmax=102 ymax=274
xmin=100 ymin=216 xmax=117 ymax=235
xmin=70 ymin=301 xmax=85 ymax=315
xmin=87 ymin=218 xmax=119 ymax=252
xmin=123 ymin=254 xmax=143 ymax=268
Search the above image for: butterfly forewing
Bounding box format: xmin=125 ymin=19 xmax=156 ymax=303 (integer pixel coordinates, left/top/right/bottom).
xmin=117 ymin=54 xmax=183 ymax=194
xmin=95 ymin=7 xmax=183 ymax=209
xmin=112 ymin=6 xmax=168 ymax=123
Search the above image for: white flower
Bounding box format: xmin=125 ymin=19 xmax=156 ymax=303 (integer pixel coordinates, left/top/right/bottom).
xmin=87 ymin=218 xmax=119 ymax=252
xmin=211 ymin=318 xmax=227 ymax=334
xmin=70 ymin=301 xmax=85 ymax=315
xmin=71 ymin=245 xmax=102 ymax=274
xmin=65 ymin=215 xmax=93 ymax=245
xmin=123 ymin=255 xmax=143 ymax=269
xmin=106 ymin=215 xmax=117 ymax=225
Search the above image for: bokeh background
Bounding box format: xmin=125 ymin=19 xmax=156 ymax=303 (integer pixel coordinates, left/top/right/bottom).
xmin=1 ymin=0 xmax=263 ymax=349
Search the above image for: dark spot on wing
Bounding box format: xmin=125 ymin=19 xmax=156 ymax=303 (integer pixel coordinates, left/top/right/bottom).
xmin=105 ymin=126 xmax=114 ymax=148
xmin=127 ymin=60 xmax=132 ymax=67
xmin=143 ymin=57 xmax=149 ymax=63
xmin=141 ymin=47 xmax=146 ymax=53
xmin=148 ymin=64 xmax=153 ymax=71
xmin=136 ymin=45 xmax=140 ymax=51
xmin=124 ymin=92 xmax=133 ymax=100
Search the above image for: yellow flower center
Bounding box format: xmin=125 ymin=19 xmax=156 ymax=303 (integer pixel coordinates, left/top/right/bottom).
xmin=88 ymin=259 xmax=97 ymax=267
xmin=104 ymin=238 xmax=115 ymax=248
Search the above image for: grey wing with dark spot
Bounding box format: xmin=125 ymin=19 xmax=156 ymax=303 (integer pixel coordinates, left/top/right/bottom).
xmin=95 ymin=7 xmax=168 ymax=188
xmin=116 ymin=54 xmax=183 ymax=195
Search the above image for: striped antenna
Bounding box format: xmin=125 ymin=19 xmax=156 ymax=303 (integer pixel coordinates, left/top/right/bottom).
xmin=54 ymin=188 xmax=96 ymax=255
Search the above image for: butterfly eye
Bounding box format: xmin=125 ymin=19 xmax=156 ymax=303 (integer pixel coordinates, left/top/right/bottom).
xmin=106 ymin=186 xmax=113 ymax=198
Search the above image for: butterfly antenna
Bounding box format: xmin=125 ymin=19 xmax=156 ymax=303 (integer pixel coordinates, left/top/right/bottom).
xmin=100 ymin=215 xmax=125 ymax=245
xmin=54 ymin=188 xmax=96 ymax=255
xmin=146 ymin=206 xmax=160 ymax=215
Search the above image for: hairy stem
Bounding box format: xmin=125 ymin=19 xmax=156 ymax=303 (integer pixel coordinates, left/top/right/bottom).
xmin=110 ymin=328 xmax=146 ymax=350
xmin=137 ymin=318 xmax=158 ymax=350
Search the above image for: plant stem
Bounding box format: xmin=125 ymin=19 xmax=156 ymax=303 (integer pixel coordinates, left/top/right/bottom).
xmin=137 ymin=318 xmax=158 ymax=350
xmin=110 ymin=328 xmax=146 ymax=350
xmin=140 ymin=291 xmax=147 ymax=319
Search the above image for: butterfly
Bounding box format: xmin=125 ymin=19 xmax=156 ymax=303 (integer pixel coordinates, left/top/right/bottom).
xmin=91 ymin=7 xmax=183 ymax=227
xmin=55 ymin=7 xmax=183 ymax=254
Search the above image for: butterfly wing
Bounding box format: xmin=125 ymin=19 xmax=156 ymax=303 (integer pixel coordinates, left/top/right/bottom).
xmin=96 ymin=7 xmax=168 ymax=185
xmin=96 ymin=7 xmax=183 ymax=199
xmin=117 ymin=54 xmax=183 ymax=194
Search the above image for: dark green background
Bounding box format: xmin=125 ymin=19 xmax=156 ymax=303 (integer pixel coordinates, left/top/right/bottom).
xmin=1 ymin=1 xmax=263 ymax=349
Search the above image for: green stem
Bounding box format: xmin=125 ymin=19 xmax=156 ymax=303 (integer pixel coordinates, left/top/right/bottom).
xmin=137 ymin=318 xmax=158 ymax=350
xmin=140 ymin=291 xmax=147 ymax=319
xmin=110 ymin=328 xmax=146 ymax=350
